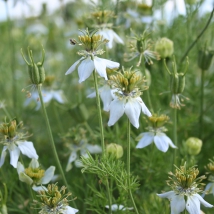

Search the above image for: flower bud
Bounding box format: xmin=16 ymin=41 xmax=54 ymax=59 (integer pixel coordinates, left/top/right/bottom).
xmin=155 ymin=38 xmax=174 ymax=58
xmin=185 ymin=137 xmax=202 ymax=155
xmin=198 ymin=48 xmax=214 ymax=70
xmin=106 ymin=143 xmax=123 ymax=159
xmin=21 ymin=47 xmax=46 ymax=85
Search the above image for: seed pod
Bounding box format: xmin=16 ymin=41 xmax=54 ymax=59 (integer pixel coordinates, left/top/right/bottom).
xmin=37 ymin=63 xmax=46 ymax=84
xmin=177 ymin=73 xmax=185 ymax=94
xmin=155 ymin=37 xmax=174 ymax=58
xmin=198 ymin=49 xmax=214 ymax=70
xmin=170 ymin=74 xmax=179 ymax=94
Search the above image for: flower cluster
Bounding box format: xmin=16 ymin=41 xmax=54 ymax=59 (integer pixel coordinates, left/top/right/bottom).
xmin=157 ymin=163 xmax=213 ymax=214
xmin=0 ymin=119 xmax=38 ymax=168
xmin=136 ymin=114 xmax=176 ymax=152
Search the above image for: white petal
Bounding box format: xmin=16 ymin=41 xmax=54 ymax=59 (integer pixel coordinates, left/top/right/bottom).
xmin=29 ymin=158 xmax=40 ymax=168
xmin=106 ymin=204 xmax=119 ymax=211
xmin=111 ymin=30 xmax=124 ymax=44
xmin=42 ymin=91 xmax=53 ymax=103
xmin=32 ymin=185 xmax=47 ymax=192
xmin=161 ymin=134 xmax=177 ymax=148
xmin=101 ymin=29 xmax=114 ymax=49
xmin=136 ymin=97 xmax=152 ymax=117
xmin=65 ymin=57 xmax=84 ymax=75
xmin=124 ymin=98 xmax=141 ymax=128
xmin=154 ymin=133 xmax=169 ymax=152
xmin=85 ymin=144 xmax=102 ymax=154
xmin=9 ymin=146 xmax=20 ymax=168
xmin=65 ymin=206 xmax=79 ymax=214
xmin=87 ymin=91 xmax=96 ymax=98
xmin=100 ymin=85 xmax=113 ymax=111
xmin=17 ymin=161 xmax=25 ymax=174
xmin=0 ymin=146 xmax=7 ymax=167
xmin=136 ymin=132 xmax=154 ymax=148
xmin=186 ymin=195 xmax=201 ymax=214
xmin=53 ymin=90 xmax=65 ymax=103
xmin=66 ymin=151 xmax=77 ymax=171
xmin=93 ymin=57 xmax=108 ymax=80
xmin=74 ymin=159 xmax=83 ymax=168
xmin=108 ymin=99 xmax=125 ymax=126
xmin=101 ymin=58 xmax=120 ymax=69
xmin=157 ymin=191 xmax=175 ymax=199
xmin=41 ymin=166 xmax=55 ymax=184
xmin=202 ymin=183 xmax=213 ymax=197
xmin=17 ymin=141 xmax=39 ymax=159
xmin=17 ymin=162 xmax=33 ymax=185
xmin=195 ymin=193 xmax=213 ymax=208
xmin=78 ymin=57 xmax=94 ymax=83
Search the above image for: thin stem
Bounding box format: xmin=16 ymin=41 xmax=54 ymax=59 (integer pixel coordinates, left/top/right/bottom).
xmin=28 ymin=186 xmax=36 ymax=214
xmin=92 ymin=70 xmax=105 ymax=153
xmin=127 ymin=119 xmax=139 ymax=214
xmin=180 ymin=7 xmax=214 ymax=63
xmin=106 ymin=179 xmax=112 ymax=214
xmin=141 ymin=58 xmax=154 ymax=113
xmin=37 ymin=84 xmax=76 ymax=207
xmin=172 ymin=108 xmax=177 ymax=166
xmin=199 ymin=69 xmax=205 ymax=139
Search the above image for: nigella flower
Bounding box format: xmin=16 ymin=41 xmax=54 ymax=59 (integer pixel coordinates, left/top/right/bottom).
xmin=98 ymin=28 xmax=124 ymax=49
xmin=136 ymin=114 xmax=176 ymax=152
xmin=124 ymin=29 xmax=160 ymax=67
xmin=108 ymin=69 xmax=151 ymax=128
xmin=87 ymin=81 xmax=112 ymax=111
xmin=0 ymin=120 xmax=38 ymax=168
xmin=157 ymin=163 xmax=213 ymax=214
xmin=105 ymin=204 xmax=133 ymax=211
xmin=17 ymin=159 xmax=55 ymax=191
xmin=34 ymin=183 xmax=78 ymax=214
xmin=65 ymin=29 xmax=120 ymax=83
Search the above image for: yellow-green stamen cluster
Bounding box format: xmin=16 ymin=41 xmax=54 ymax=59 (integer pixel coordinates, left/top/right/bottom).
xmin=91 ymin=10 xmax=114 ymax=27
xmin=25 ymin=167 xmax=45 ymax=183
xmin=109 ymin=68 xmax=146 ymax=99
xmin=36 ymin=183 xmax=71 ymax=214
xmin=43 ymin=76 xmax=55 ymax=87
xmin=71 ymin=29 xmax=108 ymax=54
xmin=0 ymin=119 xmax=25 ymax=143
xmin=167 ymin=163 xmax=206 ymax=196
xmin=147 ymin=114 xmax=169 ymax=129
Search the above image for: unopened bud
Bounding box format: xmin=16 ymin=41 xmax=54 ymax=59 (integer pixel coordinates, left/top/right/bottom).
xmin=155 ymin=37 xmax=174 ymax=58
xmin=198 ymin=48 xmax=214 ymax=70
xmin=185 ymin=137 xmax=202 ymax=155
xmin=106 ymin=143 xmax=123 ymax=159
xmin=21 ymin=47 xmax=46 ymax=85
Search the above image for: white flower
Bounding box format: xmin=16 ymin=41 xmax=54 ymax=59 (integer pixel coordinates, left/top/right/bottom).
xmin=136 ymin=130 xmax=177 ymax=152
xmin=105 ymin=204 xmax=133 ymax=211
xmin=98 ymin=29 xmax=124 ymax=49
xmin=108 ymin=90 xmax=151 ymax=128
xmin=65 ymin=56 xmax=119 ymax=83
xmin=0 ymin=140 xmax=38 ymax=168
xmin=65 ymin=206 xmax=79 ymax=214
xmin=157 ymin=191 xmax=213 ymax=214
xmin=17 ymin=159 xmax=55 ymax=191
xmin=24 ymin=89 xmax=66 ymax=110
xmin=87 ymin=82 xmax=112 ymax=111
xmin=66 ymin=140 xmax=102 ymax=171
xmin=202 ymin=182 xmax=214 ymax=197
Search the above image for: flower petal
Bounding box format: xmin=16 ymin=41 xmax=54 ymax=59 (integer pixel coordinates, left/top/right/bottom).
xmin=186 ymin=195 xmax=201 ymax=214
xmin=194 ymin=193 xmax=213 ymax=208
xmin=78 ymin=57 xmax=94 ymax=83
xmin=17 ymin=162 xmax=33 ymax=185
xmin=41 ymin=166 xmax=55 ymax=184
xmin=17 ymin=141 xmax=38 ymax=159
xmin=65 ymin=206 xmax=79 ymax=214
xmin=154 ymin=133 xmax=169 ymax=152
xmin=101 ymin=58 xmax=120 ymax=70
xmin=93 ymin=57 xmax=108 ymax=80
xmin=32 ymin=185 xmax=47 ymax=192
xmin=162 ymin=134 xmax=177 ymax=148
xmin=108 ymin=99 xmax=125 ymax=126
xmin=9 ymin=146 xmax=20 ymax=168
xmin=29 ymin=158 xmax=40 ymax=168
xmin=136 ymin=97 xmax=152 ymax=117
xmin=136 ymin=132 xmax=154 ymax=148
xmin=85 ymin=144 xmax=102 ymax=154
xmin=53 ymin=90 xmax=66 ymax=103
xmin=111 ymin=29 xmax=124 ymax=44
xmin=65 ymin=57 xmax=84 ymax=75
xmin=66 ymin=151 xmax=77 ymax=171
xmin=100 ymin=85 xmax=113 ymax=111
xmin=0 ymin=146 xmax=7 ymax=167
xmin=202 ymin=183 xmax=213 ymax=197
xmin=42 ymin=91 xmax=53 ymax=103
xmin=125 ymin=98 xmax=141 ymax=128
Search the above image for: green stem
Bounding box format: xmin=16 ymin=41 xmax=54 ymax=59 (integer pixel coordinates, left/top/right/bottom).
xmin=53 ymin=102 xmax=64 ymax=134
xmin=199 ymin=69 xmax=205 ymax=139
xmin=127 ymin=119 xmax=139 ymax=214
xmin=28 ymin=186 xmax=36 ymax=214
xmin=141 ymin=58 xmax=154 ymax=113
xmin=37 ymin=84 xmax=76 ymax=207
xmin=2 ymin=106 xmax=11 ymax=120
xmin=172 ymin=108 xmax=177 ymax=166
xmin=92 ymin=70 xmax=112 ymax=212
xmin=92 ymin=70 xmax=105 ymax=153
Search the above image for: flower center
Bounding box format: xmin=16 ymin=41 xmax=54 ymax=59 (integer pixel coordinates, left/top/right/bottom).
xmin=25 ymin=167 xmax=45 ymax=182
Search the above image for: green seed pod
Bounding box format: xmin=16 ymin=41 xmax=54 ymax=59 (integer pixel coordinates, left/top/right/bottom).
xmin=106 ymin=143 xmax=123 ymax=159
xmin=170 ymin=74 xmax=179 ymax=94
xmin=185 ymin=137 xmax=202 ymax=155
xmin=198 ymin=49 xmax=214 ymax=70
xmin=37 ymin=63 xmax=46 ymax=83
xmin=31 ymin=63 xmax=40 ymax=85
xmin=155 ymin=37 xmax=174 ymax=58
xmin=177 ymin=73 xmax=185 ymax=94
